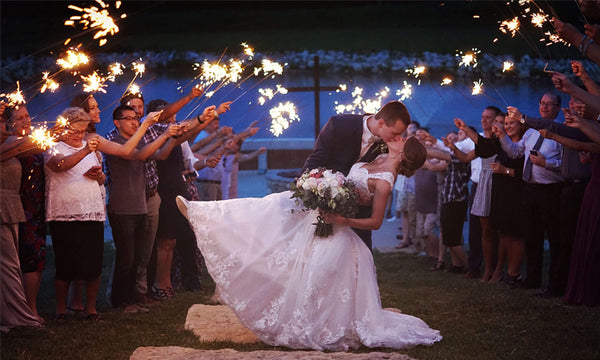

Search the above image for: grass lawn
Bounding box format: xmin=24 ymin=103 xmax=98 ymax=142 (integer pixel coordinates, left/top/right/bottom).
xmin=2 ymin=245 xmax=599 ymax=360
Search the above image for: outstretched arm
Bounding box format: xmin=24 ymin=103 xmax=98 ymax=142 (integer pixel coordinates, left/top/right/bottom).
xmin=157 ymin=86 xmax=203 ymax=122
xmin=46 ymin=138 xmax=100 ymax=172
xmin=539 ymin=129 xmax=600 ymax=153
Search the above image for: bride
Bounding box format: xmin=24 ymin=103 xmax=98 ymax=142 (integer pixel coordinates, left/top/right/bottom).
xmin=176 ymin=136 xmax=442 ymax=351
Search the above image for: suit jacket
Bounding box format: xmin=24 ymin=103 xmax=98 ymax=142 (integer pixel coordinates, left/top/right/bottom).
xmin=303 ymin=114 xmax=384 ymax=250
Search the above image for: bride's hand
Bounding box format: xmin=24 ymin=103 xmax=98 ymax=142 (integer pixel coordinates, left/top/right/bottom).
xmin=322 ymin=212 xmax=347 ymax=225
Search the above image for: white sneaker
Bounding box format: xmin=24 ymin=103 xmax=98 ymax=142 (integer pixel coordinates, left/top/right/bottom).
xmin=386 ymin=216 xmax=397 ymax=222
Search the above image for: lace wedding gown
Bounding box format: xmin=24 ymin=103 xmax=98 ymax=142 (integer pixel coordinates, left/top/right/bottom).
xmin=178 ymin=162 xmax=442 ymax=350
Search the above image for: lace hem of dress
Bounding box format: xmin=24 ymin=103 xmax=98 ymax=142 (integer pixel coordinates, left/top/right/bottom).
xmin=47 ymin=212 xmax=106 ymax=222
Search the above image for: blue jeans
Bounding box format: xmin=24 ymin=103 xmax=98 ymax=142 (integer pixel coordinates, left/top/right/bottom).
xmin=108 ymin=213 xmax=150 ymax=307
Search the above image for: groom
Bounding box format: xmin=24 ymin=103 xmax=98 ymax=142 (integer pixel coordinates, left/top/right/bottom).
xmin=303 ymin=100 xmax=411 ymax=250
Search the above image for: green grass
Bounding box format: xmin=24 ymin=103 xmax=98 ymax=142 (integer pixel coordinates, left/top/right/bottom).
xmin=2 ymin=247 xmax=599 ymax=360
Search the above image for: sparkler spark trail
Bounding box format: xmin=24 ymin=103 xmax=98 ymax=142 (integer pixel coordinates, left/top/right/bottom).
xmin=56 ymin=48 xmax=89 ymax=70
xmin=40 ymin=72 xmax=60 ymax=93
xmin=127 ymin=84 xmax=141 ymax=96
xmin=65 ymin=0 xmax=125 ymax=46
xmin=269 ymin=101 xmax=300 ymax=137
xmin=257 ymin=85 xmax=288 ymax=105
xmin=472 ymin=79 xmax=484 ymax=95
xmin=81 ymin=71 xmax=108 ymax=93
xmin=241 ymin=42 xmax=254 ymax=59
xmin=0 ymin=82 xmax=26 ymax=108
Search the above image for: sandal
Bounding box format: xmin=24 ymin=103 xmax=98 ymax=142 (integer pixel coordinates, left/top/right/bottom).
xmin=86 ymin=313 xmax=103 ymax=322
xmin=430 ymin=260 xmax=445 ymax=271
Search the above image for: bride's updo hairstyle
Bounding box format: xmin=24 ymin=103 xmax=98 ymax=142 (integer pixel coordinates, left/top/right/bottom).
xmin=396 ymin=137 xmax=426 ymax=177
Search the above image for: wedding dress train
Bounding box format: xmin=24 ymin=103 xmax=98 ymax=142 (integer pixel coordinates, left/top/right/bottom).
xmin=177 ymin=162 xmax=442 ymax=350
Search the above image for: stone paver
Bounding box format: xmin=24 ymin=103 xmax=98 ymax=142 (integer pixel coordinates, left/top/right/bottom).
xmin=130 ymin=347 xmax=417 ymax=360
xmin=184 ymin=304 xmax=259 ymax=344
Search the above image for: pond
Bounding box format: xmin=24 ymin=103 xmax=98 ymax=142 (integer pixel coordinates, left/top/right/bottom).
xmin=24 ymin=71 xmax=559 ymax=143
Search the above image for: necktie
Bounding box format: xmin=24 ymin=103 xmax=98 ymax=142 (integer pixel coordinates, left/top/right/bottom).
xmin=360 ymin=139 xmax=385 ymax=163
xmin=522 ymin=134 xmax=545 ymax=183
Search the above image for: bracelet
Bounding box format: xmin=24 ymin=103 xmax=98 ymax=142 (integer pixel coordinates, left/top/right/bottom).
xmin=196 ymin=114 xmax=205 ymax=124
xmin=583 ymin=39 xmax=595 ymax=56
xmin=580 ymin=35 xmax=589 ymax=53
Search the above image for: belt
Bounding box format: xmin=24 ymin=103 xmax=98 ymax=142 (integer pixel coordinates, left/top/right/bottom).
xmin=196 ymin=179 xmax=221 ymax=185
xmin=146 ymin=188 xmax=157 ymax=199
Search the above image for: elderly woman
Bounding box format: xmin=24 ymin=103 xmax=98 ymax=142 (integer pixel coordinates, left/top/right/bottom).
xmin=0 ymin=104 xmax=42 ymax=331
xmin=44 ymin=107 xmax=105 ymax=321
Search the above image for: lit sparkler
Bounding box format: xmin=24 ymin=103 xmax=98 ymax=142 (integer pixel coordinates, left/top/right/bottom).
xmin=254 ymin=59 xmax=284 ymax=76
xmin=531 ymin=12 xmax=548 ymax=28
xmin=457 ymin=48 xmax=481 ymax=68
xmin=472 ymin=79 xmax=484 ymax=95
xmin=502 ymin=61 xmax=514 ymax=72
xmin=127 ymin=83 xmax=141 ymax=96
xmin=64 ymin=0 xmax=125 ymax=46
xmin=269 ymin=101 xmax=300 ymax=137
xmin=499 ymin=17 xmax=520 ymax=37
xmin=337 ymin=84 xmax=348 ymax=92
xmin=40 ymin=72 xmax=60 ymax=93
xmin=257 ymin=85 xmax=288 ymax=105
xmin=241 ymin=42 xmax=254 ymax=59
xmin=56 ymin=48 xmax=89 ymax=70
xmin=0 ymin=82 xmax=26 ymax=108
xmin=397 ymin=81 xmax=413 ymax=101
xmin=132 ymin=61 xmax=145 ymax=77
xmin=107 ymin=62 xmax=124 ymax=81
xmin=81 ymin=71 xmax=108 ymax=93
xmin=441 ymin=77 xmax=453 ymax=86
xmin=30 ymin=126 xmax=57 ymax=150
xmin=405 ymin=65 xmax=426 ymax=78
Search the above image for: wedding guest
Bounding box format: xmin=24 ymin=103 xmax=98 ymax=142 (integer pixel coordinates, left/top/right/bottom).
xmin=8 ymin=105 xmax=47 ymax=323
xmin=44 ymin=107 xmax=105 ymax=321
xmin=221 ymin=136 xmax=265 ymax=200
xmin=455 ymin=116 xmax=526 ymax=287
xmin=415 ymin=161 xmax=444 ymax=268
xmin=498 ymin=93 xmax=565 ymax=291
xmin=104 ymin=105 xmax=176 ymax=312
xmin=0 ymin=104 xmax=42 ymax=331
xmin=506 ymin=97 xmax=591 ymax=297
xmin=109 ymin=87 xmax=203 ymax=303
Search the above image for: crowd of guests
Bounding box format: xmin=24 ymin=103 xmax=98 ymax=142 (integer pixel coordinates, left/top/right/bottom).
xmin=0 ymin=85 xmax=265 ymax=330
xmin=392 ymin=79 xmax=598 ymax=306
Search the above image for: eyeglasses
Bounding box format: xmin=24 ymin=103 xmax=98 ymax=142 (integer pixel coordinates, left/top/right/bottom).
xmin=539 ymin=102 xmax=559 ymax=107
xmin=117 ymin=116 xmax=138 ymax=121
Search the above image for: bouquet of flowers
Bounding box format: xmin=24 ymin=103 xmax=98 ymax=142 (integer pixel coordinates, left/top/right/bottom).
xmin=290 ymin=167 xmax=360 ymax=238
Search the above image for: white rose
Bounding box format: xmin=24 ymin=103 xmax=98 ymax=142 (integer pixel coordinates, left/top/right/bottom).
xmin=303 ymin=177 xmax=318 ymax=191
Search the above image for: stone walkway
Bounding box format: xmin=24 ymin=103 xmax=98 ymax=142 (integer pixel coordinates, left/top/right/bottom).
xmin=131 ymin=304 xmax=417 ymax=360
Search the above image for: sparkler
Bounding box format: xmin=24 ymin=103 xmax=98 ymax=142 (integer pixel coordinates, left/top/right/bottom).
xmin=441 ymin=77 xmax=453 ymax=86
xmin=40 ymin=72 xmax=60 ymax=93
xmin=56 ymin=48 xmax=89 ymax=70
xmin=30 ymin=126 xmax=57 ymax=150
xmin=107 ymin=62 xmax=124 ymax=81
xmin=257 ymin=85 xmax=288 ymax=105
xmin=499 ymin=17 xmax=520 ymax=37
xmin=81 ymin=71 xmax=108 ymax=93
xmin=457 ymin=48 xmax=481 ymax=68
xmin=502 ymin=61 xmax=514 ymax=72
xmin=241 ymin=42 xmax=254 ymax=59
xmin=471 ymin=79 xmax=484 ymax=95
xmin=0 ymin=82 xmax=26 ymax=108
xmin=64 ymin=0 xmax=125 ymax=46
xmin=405 ymin=65 xmax=426 ymax=78
xmin=531 ymin=12 xmax=548 ymax=28
xmin=131 ymin=61 xmax=146 ymax=77
xmin=397 ymin=81 xmax=413 ymax=101
xmin=269 ymin=101 xmax=300 ymax=137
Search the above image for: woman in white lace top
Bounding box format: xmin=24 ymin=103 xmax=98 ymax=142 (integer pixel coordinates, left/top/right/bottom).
xmin=177 ymin=136 xmax=443 ymax=351
xmin=43 ymin=107 xmax=106 ymax=322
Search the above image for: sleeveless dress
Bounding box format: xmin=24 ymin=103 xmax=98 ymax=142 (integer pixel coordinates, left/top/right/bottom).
xmin=178 ymin=161 xmax=442 ymax=350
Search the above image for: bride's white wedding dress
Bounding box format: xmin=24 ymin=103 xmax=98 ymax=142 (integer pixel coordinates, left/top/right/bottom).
xmin=177 ymin=162 xmax=442 ymax=351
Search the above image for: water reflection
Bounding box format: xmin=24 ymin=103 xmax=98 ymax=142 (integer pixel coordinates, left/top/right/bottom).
xmin=25 ymin=73 xmax=558 ymax=140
